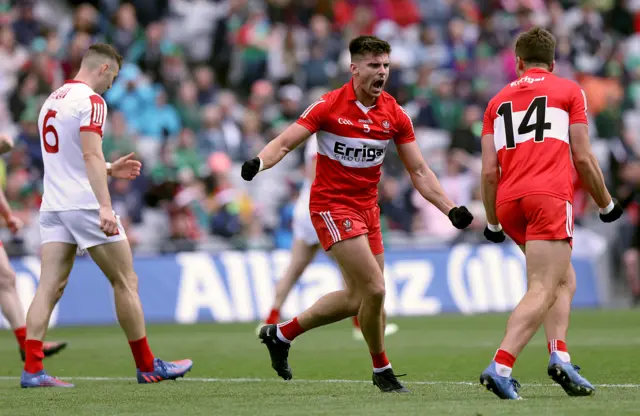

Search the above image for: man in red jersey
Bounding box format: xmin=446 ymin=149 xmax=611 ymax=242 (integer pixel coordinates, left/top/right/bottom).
xmin=478 ymin=27 xmax=623 ymax=400
xmin=241 ymin=35 xmax=473 ymax=393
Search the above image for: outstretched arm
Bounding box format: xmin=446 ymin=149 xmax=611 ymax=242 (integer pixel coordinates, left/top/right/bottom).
xmin=396 ymin=140 xmax=455 ymax=215
xmin=257 ymin=124 xmax=313 ymax=171
xmin=242 ymin=98 xmax=328 ymax=181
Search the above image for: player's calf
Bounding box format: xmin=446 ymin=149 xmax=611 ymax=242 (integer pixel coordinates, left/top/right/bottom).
xmin=0 ymin=268 xmax=23 ymax=329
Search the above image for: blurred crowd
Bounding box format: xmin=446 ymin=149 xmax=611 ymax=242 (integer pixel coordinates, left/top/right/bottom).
xmin=3 ymin=0 xmax=640 ymax=271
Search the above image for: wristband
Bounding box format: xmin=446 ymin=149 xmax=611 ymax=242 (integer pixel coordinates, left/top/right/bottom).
xmin=487 ymin=223 xmax=502 ymax=232
xmin=106 ymin=162 xmax=112 ymax=171
xmin=599 ymin=200 xmax=614 ymax=215
xmin=258 ymin=158 xmax=264 ymax=172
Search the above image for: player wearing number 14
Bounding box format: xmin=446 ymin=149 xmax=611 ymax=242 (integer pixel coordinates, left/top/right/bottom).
xmin=478 ymin=27 xmax=623 ymax=400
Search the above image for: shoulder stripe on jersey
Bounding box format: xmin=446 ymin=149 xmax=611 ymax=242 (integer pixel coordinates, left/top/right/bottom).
xmin=89 ymin=95 xmax=106 ymax=128
xmin=581 ymin=89 xmax=588 ymax=115
xmin=301 ymin=100 xmax=325 ymax=119
xmin=93 ymin=103 xmax=104 ymax=125
xmin=398 ymin=106 xmax=414 ymax=131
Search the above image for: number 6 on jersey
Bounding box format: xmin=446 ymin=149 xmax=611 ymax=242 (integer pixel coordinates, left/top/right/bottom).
xmin=42 ymin=110 xmax=59 ymax=154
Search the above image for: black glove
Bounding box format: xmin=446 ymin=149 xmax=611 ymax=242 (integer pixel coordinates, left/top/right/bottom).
xmin=484 ymin=226 xmax=506 ymax=243
xmin=448 ymin=206 xmax=473 ymax=229
xmin=599 ymin=199 xmax=623 ymax=223
xmin=241 ymin=157 xmax=261 ymax=181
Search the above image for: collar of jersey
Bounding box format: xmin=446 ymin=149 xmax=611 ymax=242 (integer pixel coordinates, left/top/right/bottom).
xmin=522 ymin=68 xmax=550 ymax=76
xmin=65 ymin=79 xmax=89 ymax=86
xmin=345 ymin=79 xmax=378 ymax=110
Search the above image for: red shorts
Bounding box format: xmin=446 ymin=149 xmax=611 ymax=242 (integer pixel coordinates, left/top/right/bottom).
xmin=497 ymin=194 xmax=573 ymax=247
xmin=310 ymin=205 xmax=383 ymax=255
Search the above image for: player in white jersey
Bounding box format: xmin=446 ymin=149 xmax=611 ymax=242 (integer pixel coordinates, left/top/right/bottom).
xmin=20 ymin=44 xmax=192 ymax=388
xmin=257 ymin=136 xmax=399 ymax=340
xmin=0 ymin=134 xmax=67 ymax=361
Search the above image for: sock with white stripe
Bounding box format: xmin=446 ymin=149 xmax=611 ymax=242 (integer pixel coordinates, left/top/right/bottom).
xmin=548 ymin=339 xmax=571 ymax=363
xmin=493 ymin=349 xmax=516 ymax=377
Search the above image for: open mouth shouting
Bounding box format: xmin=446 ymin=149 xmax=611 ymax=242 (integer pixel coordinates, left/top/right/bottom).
xmin=371 ymin=79 xmax=385 ymax=94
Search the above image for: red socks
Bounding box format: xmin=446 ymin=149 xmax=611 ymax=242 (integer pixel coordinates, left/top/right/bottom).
xmin=494 ymin=349 xmax=516 ymax=368
xmin=265 ymin=309 xmax=280 ymax=325
xmin=14 ymin=326 xmax=26 ymax=350
xmin=277 ymin=317 xmax=305 ymax=342
xmin=128 ymin=337 xmax=155 ymax=372
xmin=352 ymin=316 xmax=360 ymax=329
xmin=371 ymin=350 xmax=390 ymax=371
xmin=548 ymin=339 xmax=567 ymax=354
xmin=24 ymin=339 xmax=44 ymax=373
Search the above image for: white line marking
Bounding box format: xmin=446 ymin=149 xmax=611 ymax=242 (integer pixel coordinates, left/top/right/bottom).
xmin=0 ymin=376 xmax=636 ymax=388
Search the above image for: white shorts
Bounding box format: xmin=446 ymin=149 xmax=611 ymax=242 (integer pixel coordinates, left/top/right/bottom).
xmin=39 ymin=209 xmax=127 ymax=250
xmin=292 ymin=192 xmax=319 ymax=246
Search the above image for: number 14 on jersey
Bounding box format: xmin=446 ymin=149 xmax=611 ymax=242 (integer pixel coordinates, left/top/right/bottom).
xmin=497 ymin=96 xmax=552 ymax=149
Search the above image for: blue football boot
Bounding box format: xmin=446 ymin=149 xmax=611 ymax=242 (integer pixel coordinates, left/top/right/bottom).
xmin=548 ymin=352 xmax=595 ymax=396
xmin=480 ymin=361 xmax=522 ymax=400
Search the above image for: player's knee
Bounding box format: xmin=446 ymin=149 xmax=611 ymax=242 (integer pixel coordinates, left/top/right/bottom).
xmin=560 ymin=275 xmax=576 ymax=297
xmin=54 ymin=278 xmax=70 ymax=301
xmin=362 ymin=279 xmax=385 ymax=302
xmin=0 ymin=269 xmax=16 ymax=292
xmin=528 ymin=282 xmax=557 ymax=309
xmin=110 ymin=271 xmax=138 ymax=293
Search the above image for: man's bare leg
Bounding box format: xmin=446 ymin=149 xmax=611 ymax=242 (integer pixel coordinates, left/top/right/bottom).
xmin=259 ymin=235 xmax=407 ymax=390
xmin=88 ymin=241 xmax=146 ymax=342
xmin=519 ymin=244 xmax=575 ymax=361
xmin=88 ymin=240 xmax=192 ymax=381
xmin=0 ymin=246 xmax=24 ymax=331
xmin=481 ymin=240 xmax=571 ymax=399
xmin=542 ymin=261 xmax=595 ymax=396
xmin=23 ymin=242 xmax=76 ymax=376
xmin=543 ymin=263 xmax=576 ymax=362
xmin=287 ymin=236 xmax=383 ymax=340
xmin=0 ymin=244 xmax=69 ymax=360
xmin=623 ymin=248 xmax=640 ymax=304
xmin=263 ymin=239 xmax=319 ymax=325
xmin=498 ymin=240 xmax=571 ymax=357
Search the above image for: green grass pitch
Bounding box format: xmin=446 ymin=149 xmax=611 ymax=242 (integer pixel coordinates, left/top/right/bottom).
xmin=0 ymin=309 xmax=639 ymax=415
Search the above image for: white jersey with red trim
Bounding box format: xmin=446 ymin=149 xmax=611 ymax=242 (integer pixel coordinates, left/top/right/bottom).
xmin=296 ymin=81 xmax=415 ymax=211
xmin=38 ymin=80 xmax=108 ymax=211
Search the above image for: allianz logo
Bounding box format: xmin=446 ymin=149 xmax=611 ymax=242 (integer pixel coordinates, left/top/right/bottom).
xmin=447 ymin=244 xmax=527 ymax=314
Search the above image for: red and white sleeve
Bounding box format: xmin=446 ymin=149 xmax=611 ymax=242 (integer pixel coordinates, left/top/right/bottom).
xmin=481 ymin=102 xmax=495 ymax=136
xmin=568 ymin=85 xmax=588 ymax=125
xmin=79 ymin=94 xmax=107 ymax=137
xmin=394 ymin=105 xmax=416 ymax=145
xmin=296 ymin=98 xmax=329 ymax=133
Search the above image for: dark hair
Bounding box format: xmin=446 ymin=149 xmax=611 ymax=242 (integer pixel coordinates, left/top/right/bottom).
xmin=515 ymin=27 xmax=556 ymax=68
xmin=349 ymin=36 xmax=391 ymax=59
xmin=84 ymin=43 xmax=123 ymax=69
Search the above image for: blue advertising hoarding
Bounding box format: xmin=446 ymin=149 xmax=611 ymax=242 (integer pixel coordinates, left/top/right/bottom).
xmin=0 ymin=244 xmax=600 ymax=327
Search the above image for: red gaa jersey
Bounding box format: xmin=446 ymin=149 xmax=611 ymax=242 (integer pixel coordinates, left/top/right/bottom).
xmin=296 ymin=81 xmax=415 ymax=211
xmin=482 ymin=68 xmax=588 ymax=206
